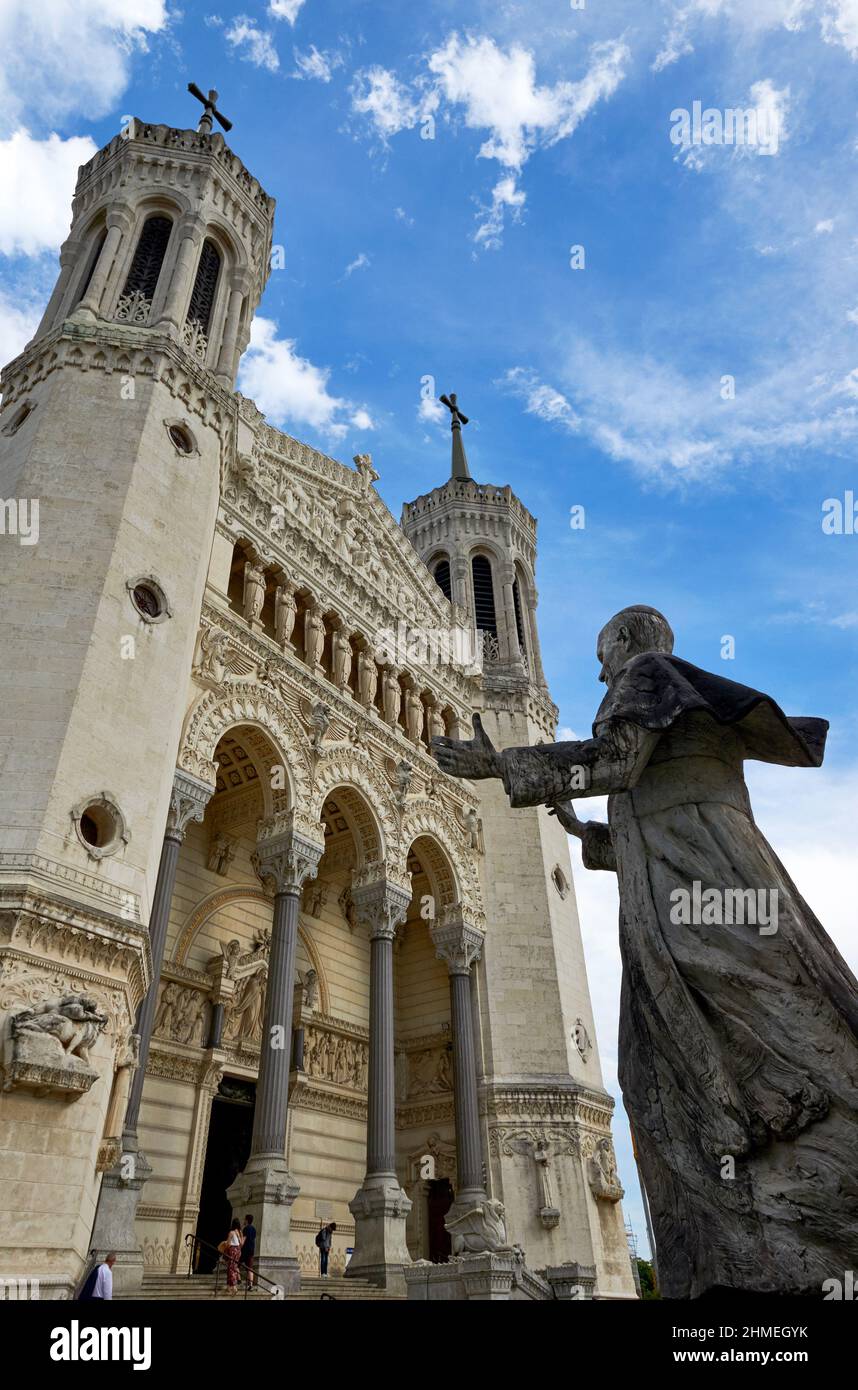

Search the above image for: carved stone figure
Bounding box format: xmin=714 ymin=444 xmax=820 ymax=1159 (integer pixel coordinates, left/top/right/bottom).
xmin=303 ymin=884 xmax=326 ymax=918
xmin=433 ymin=603 xmax=858 ymax=1298
xmin=242 ymin=561 xmax=266 ymax=625
xmin=310 ymin=701 xmax=331 ymax=749
xmin=588 ymin=1137 xmax=624 ymax=1203
xmin=446 ymin=1198 xmax=509 ymax=1256
xmin=153 ymin=982 xmax=180 ymax=1038
xmin=405 ymin=687 xmax=424 ymax=743
xmin=338 ymin=887 xmax=359 ymax=932
xmin=573 ymin=1017 xmax=592 ymax=1063
xmin=274 ymin=580 xmax=297 ymax=648
xmin=193 ymin=626 xmax=259 ymax=688
xmin=304 ymin=601 xmax=325 ymax=669
xmin=302 ymin=969 xmax=319 ymax=1010
xmin=427 ymin=701 xmax=445 ymax=742
xmin=207 ymin=831 xmax=235 ymax=877
xmin=460 ymin=807 xmax=483 ymax=853
xmin=353 ymin=452 xmax=379 ymax=490
xmin=382 ymin=667 xmax=401 ymax=726
xmin=357 ymin=649 xmax=377 ymax=709
xmin=395 ymin=759 xmax=413 ymax=804
xmin=12 ymin=992 xmax=108 ymax=1065
xmin=331 ymin=622 xmax=352 ymax=689
xmin=224 ymin=969 xmax=267 ymax=1045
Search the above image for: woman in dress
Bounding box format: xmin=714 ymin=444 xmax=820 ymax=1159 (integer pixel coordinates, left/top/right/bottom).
xmin=222 ymin=1218 xmax=244 ymax=1295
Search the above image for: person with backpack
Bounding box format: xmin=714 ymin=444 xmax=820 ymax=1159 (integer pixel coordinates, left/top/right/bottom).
xmin=314 ymin=1221 xmax=336 ymax=1276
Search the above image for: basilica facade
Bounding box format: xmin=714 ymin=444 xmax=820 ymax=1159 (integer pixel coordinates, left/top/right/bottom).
xmin=0 ymin=108 xmax=635 ymax=1300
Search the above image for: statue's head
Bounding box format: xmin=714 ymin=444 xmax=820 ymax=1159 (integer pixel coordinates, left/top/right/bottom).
xmin=597 ymin=606 xmax=674 ymax=686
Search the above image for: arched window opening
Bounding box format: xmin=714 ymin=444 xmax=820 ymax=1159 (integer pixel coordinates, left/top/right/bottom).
xmin=187 ymin=239 xmax=222 ymax=336
xmin=74 ymin=229 xmax=107 ymax=308
xmin=117 ymin=215 xmax=172 ymax=321
xmin=432 ymin=557 xmax=452 ymax=602
xmin=471 ymin=555 xmax=497 ymax=635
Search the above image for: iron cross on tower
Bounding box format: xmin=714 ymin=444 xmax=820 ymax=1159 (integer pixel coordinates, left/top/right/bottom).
xmin=187 ymin=83 xmax=233 ymax=135
xmin=439 ymin=392 xmax=472 ymax=481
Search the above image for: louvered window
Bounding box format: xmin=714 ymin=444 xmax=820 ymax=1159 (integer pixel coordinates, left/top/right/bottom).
xmin=471 ymin=555 xmax=497 ymax=635
xmin=120 ymin=215 xmax=172 ymax=303
xmin=433 ymin=558 xmax=452 ymax=601
xmin=512 ymin=577 xmax=526 ymax=647
xmin=187 ymin=239 xmax=221 ymax=334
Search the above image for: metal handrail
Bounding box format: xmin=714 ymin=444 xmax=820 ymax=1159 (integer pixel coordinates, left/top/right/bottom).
xmin=183 ymin=1232 xmax=284 ymax=1300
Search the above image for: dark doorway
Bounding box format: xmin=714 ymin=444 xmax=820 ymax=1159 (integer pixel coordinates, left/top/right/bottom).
xmin=427 ymin=1178 xmax=454 ymax=1263
xmin=194 ymin=1077 xmax=256 ymax=1272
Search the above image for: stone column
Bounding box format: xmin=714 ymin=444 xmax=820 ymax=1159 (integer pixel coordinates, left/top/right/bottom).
xmin=33 ymin=240 xmax=80 ymax=340
xmin=89 ymin=769 xmax=212 ymax=1293
xmin=227 ymin=818 xmax=324 ymax=1292
xmin=346 ymin=874 xmax=412 ymax=1291
xmin=71 ymin=205 xmax=134 ymax=323
xmin=431 ymin=917 xmax=487 ymax=1213
xmin=215 ymin=271 xmax=250 ymax=385
xmin=155 ymin=214 xmax=204 ymax=332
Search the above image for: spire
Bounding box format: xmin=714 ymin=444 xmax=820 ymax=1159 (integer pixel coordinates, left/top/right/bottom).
xmin=439 ymin=392 xmax=471 ymax=480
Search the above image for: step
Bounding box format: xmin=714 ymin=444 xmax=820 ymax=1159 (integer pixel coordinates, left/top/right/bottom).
xmin=119 ymin=1272 xmax=405 ymax=1302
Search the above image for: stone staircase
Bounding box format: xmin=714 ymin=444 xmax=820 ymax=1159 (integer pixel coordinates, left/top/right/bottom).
xmin=118 ymin=1271 xmax=404 ymax=1302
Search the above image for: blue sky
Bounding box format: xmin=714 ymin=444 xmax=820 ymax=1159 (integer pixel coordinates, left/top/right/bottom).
xmin=2 ymin=0 xmax=858 ymax=1266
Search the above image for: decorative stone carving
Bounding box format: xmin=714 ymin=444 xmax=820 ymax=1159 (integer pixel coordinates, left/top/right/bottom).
xmin=302 ymin=882 xmax=326 ymax=918
xmin=303 ymin=1025 xmax=368 ymax=1090
xmin=353 ymin=452 xmax=379 ymax=490
xmin=446 ymin=1198 xmax=509 ymax=1256
xmin=274 ymin=580 xmax=297 ymax=648
xmin=304 ymin=600 xmax=325 ymax=670
xmin=357 ymin=648 xmax=377 ymax=710
xmin=242 ymin=560 xmax=266 ymax=625
xmin=207 ymin=831 xmax=235 ymax=877
xmin=167 ymin=769 xmax=214 ymax=842
xmin=153 ymin=982 xmax=208 ymax=1047
xmin=310 ymin=701 xmax=331 ymax=750
xmin=587 ymin=1137 xmax=624 ymax=1203
xmin=192 ymin=626 xmax=261 ymax=689
xmin=381 ymin=667 xmax=401 ymax=727
xmin=301 ymin=968 xmax=319 ymax=1010
xmin=404 ymin=1044 xmax=453 ymax=1098
xmin=338 ymin=886 xmax=359 ymax=933
xmin=331 ymin=620 xmax=352 ymax=689
xmin=252 ymin=822 xmax=324 ymax=897
xmin=573 ymin=1017 xmax=592 ymax=1063
xmin=405 ymin=686 xmax=424 ymax=743
xmin=223 ymin=967 xmax=267 ymax=1046
xmin=2 ymin=992 xmax=108 ymax=1096
xmin=395 ymin=759 xmax=413 ymax=805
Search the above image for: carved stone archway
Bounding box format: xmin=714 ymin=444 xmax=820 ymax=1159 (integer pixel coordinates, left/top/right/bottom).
xmin=399 ymin=802 xmax=484 ymax=928
xmin=311 ymin=750 xmax=397 ymax=868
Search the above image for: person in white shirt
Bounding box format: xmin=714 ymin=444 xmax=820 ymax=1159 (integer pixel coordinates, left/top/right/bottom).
xmin=79 ymin=1252 xmax=116 ymax=1300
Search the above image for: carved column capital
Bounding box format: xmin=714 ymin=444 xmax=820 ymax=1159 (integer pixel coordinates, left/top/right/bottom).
xmin=166 ymin=769 xmax=213 ymax=842
xmin=431 ymin=916 xmax=485 ymax=976
xmin=351 ymin=873 xmax=411 ymax=941
xmin=253 ymin=822 xmax=324 ymax=896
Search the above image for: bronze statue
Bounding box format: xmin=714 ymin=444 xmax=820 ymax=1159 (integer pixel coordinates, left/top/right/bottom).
xmin=433 ymin=604 xmax=858 ymax=1298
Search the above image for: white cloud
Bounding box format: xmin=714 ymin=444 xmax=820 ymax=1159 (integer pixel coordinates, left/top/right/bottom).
xmin=344 ymin=252 xmax=370 ymax=277
xmin=270 ymin=0 xmax=306 ymax=23
xmin=820 ymin=0 xmax=858 ymax=55
xmin=653 ymin=0 xmax=858 ymax=69
xmin=846 ymin=305 xmax=858 ymax=323
xmin=292 ymin=45 xmax=341 ymax=82
xmin=0 ymin=0 xmax=167 ymax=130
xmin=239 ymin=317 xmax=368 ymax=441
xmin=352 ymin=35 xmax=627 ymax=247
xmin=0 ymin=130 xmax=97 ymax=256
xmin=0 ymin=290 xmax=41 ymax=372
xmin=394 ymin=206 xmax=414 ymax=226
xmin=418 ymin=393 xmax=446 ymax=424
xmin=350 ymin=66 xmax=433 ymax=140
xmin=502 ymin=366 xmax=582 ymax=431
xmin=428 ymin=33 xmax=628 ymax=171
xmin=226 ymin=17 xmax=280 ymax=72
xmin=815 ymin=218 xmax=835 ymax=232
xmin=474 ymin=176 xmax=527 ymax=250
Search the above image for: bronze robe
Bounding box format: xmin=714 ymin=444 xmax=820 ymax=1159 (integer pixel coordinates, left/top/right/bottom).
xmin=500 ymin=654 xmax=858 ymax=1297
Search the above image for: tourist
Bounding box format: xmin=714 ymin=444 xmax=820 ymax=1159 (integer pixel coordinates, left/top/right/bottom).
xmin=240 ymin=1213 xmax=256 ymax=1290
xmin=221 ymin=1219 xmax=244 ymax=1295
xmin=314 ymin=1221 xmax=336 ymax=1277
xmin=78 ymin=1252 xmax=116 ymax=1300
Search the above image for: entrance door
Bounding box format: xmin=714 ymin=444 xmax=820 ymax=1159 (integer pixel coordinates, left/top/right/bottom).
xmin=427 ymin=1177 xmax=454 ymax=1263
xmin=195 ymin=1077 xmax=256 ymax=1272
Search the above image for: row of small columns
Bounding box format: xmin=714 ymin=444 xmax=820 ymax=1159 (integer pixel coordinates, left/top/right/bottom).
xmin=237 ymin=555 xmax=461 ymax=744
xmin=97 ymin=769 xmax=489 ymax=1293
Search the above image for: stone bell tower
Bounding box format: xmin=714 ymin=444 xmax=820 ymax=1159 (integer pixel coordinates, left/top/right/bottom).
xmin=0 ymin=98 xmax=275 ymax=1295
xmin=401 ymin=400 xmax=636 ymax=1297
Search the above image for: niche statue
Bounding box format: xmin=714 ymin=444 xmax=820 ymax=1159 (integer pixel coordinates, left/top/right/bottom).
xmin=432 ymin=605 xmax=858 ymax=1298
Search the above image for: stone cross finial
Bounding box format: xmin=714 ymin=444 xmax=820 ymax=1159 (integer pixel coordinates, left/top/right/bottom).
xmin=187 ymin=83 xmax=233 ymax=135
xmin=439 ymin=393 xmax=471 ymax=481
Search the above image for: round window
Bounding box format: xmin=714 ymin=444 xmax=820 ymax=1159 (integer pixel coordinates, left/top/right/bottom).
xmin=168 ymin=423 xmax=194 ymax=454
xmin=128 ymin=577 xmax=169 ymax=623
xmin=73 ymin=795 xmax=128 ymax=859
